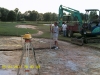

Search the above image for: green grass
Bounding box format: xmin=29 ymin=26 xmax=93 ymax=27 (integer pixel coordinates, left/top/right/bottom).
xmin=0 ymin=22 xmax=38 ymax=36
xmin=36 ymin=21 xmax=55 ymax=24
xmin=34 ymin=24 xmax=72 ymax=41
xmin=35 ymin=24 xmax=50 ymax=38
xmin=0 ymin=21 xmax=100 ymax=49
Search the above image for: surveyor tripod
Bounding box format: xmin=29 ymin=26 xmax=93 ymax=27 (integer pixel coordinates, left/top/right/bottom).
xmin=17 ymin=33 xmax=40 ymax=75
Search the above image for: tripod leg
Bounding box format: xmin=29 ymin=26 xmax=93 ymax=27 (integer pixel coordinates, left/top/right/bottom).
xmin=17 ymin=44 xmax=25 ymax=75
xmin=30 ymin=43 xmax=40 ymax=75
xmin=50 ymin=32 xmax=52 ymax=49
xmin=25 ymin=43 xmax=30 ymax=75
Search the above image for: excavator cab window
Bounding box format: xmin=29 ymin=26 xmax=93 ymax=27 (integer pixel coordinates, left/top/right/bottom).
xmin=85 ymin=9 xmax=100 ymax=31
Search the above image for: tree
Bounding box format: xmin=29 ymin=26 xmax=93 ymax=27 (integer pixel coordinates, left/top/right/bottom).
xmin=0 ymin=12 xmax=1 ymax=21
xmin=17 ymin=11 xmax=22 ymax=21
xmin=0 ymin=8 xmax=9 ymax=21
xmin=7 ymin=10 xmax=16 ymax=22
xmin=24 ymin=11 xmax=30 ymax=21
xmin=43 ymin=12 xmax=52 ymax=21
xmin=28 ymin=10 xmax=38 ymax=21
xmin=37 ymin=13 xmax=44 ymax=21
xmin=51 ymin=13 xmax=57 ymax=21
xmin=14 ymin=8 xmax=19 ymax=21
xmin=89 ymin=11 xmax=97 ymax=21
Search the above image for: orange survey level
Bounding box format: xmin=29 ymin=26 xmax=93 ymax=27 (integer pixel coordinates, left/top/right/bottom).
xmin=23 ymin=33 xmax=32 ymax=39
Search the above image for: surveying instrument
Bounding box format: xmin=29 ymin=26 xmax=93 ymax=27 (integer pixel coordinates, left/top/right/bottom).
xmin=17 ymin=33 xmax=40 ymax=75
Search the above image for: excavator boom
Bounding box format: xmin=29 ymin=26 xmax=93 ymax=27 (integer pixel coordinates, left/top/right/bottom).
xmin=58 ymin=5 xmax=82 ymax=31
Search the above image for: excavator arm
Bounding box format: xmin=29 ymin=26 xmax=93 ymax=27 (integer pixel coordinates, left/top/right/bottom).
xmin=58 ymin=5 xmax=83 ymax=31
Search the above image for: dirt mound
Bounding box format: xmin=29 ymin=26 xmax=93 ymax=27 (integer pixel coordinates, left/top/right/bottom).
xmin=0 ymin=37 xmax=22 ymax=50
xmin=0 ymin=37 xmax=50 ymax=50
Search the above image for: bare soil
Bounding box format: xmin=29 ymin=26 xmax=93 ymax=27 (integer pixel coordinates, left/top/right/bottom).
xmin=0 ymin=37 xmax=100 ymax=75
xmin=16 ymin=25 xmax=37 ymax=29
xmin=0 ymin=25 xmax=100 ymax=75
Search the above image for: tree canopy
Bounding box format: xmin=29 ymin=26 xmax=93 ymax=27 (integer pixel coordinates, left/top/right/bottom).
xmin=0 ymin=7 xmax=86 ymax=22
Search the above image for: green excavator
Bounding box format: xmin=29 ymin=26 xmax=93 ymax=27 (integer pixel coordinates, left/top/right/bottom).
xmin=58 ymin=5 xmax=100 ymax=45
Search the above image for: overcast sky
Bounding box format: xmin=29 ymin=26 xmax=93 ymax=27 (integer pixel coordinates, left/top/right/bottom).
xmin=0 ymin=0 xmax=100 ymax=14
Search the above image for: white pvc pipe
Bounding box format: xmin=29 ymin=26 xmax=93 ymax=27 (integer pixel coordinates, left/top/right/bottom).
xmin=25 ymin=57 xmax=29 ymax=75
xmin=25 ymin=42 xmax=30 ymax=75
xmin=50 ymin=22 xmax=53 ymax=49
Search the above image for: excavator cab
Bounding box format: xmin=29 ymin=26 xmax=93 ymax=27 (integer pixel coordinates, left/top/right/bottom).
xmin=85 ymin=9 xmax=100 ymax=35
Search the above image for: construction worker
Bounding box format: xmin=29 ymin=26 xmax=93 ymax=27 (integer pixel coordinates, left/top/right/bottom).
xmin=51 ymin=22 xmax=59 ymax=49
xmin=62 ymin=22 xmax=67 ymax=37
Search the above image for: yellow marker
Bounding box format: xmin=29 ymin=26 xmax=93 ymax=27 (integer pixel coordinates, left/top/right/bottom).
xmin=24 ymin=65 xmax=29 ymax=69
xmin=18 ymin=65 xmax=22 ymax=68
xmin=35 ymin=65 xmax=40 ymax=69
xmin=2 ymin=65 xmax=6 ymax=69
xmin=13 ymin=65 xmax=19 ymax=69
xmin=30 ymin=65 xmax=34 ymax=69
xmin=7 ymin=65 xmax=13 ymax=69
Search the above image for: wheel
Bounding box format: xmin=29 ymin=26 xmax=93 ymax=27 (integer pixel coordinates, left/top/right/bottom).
xmin=67 ymin=30 xmax=73 ymax=37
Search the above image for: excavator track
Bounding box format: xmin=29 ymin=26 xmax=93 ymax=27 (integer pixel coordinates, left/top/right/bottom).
xmin=71 ymin=37 xmax=84 ymax=46
xmin=71 ymin=36 xmax=100 ymax=46
xmin=85 ymin=37 xmax=100 ymax=43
